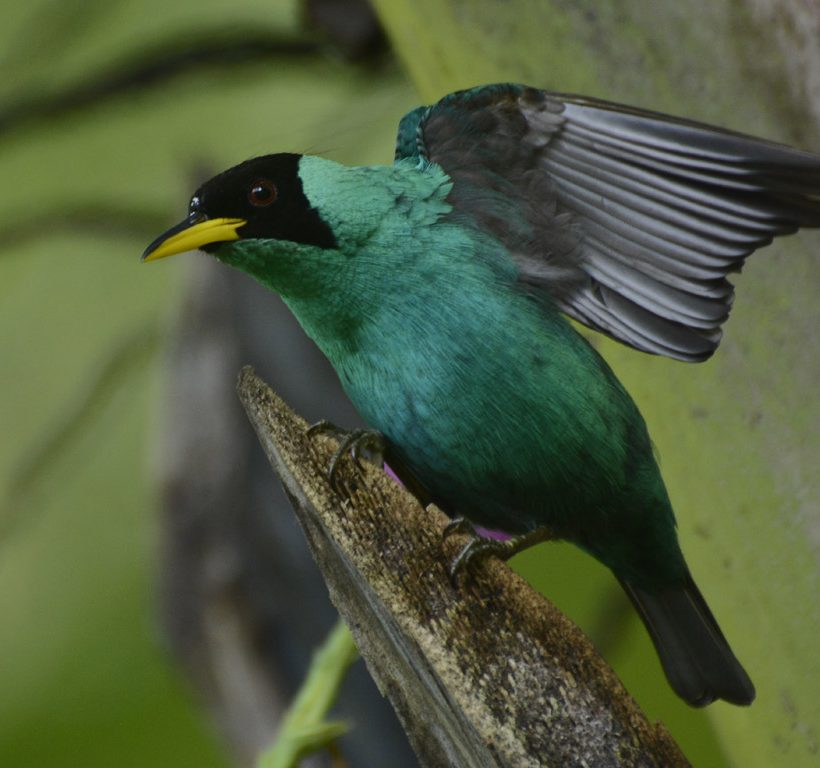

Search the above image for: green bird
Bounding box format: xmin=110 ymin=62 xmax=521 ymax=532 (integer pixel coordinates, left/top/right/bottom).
xmin=143 ymin=85 xmax=820 ymax=707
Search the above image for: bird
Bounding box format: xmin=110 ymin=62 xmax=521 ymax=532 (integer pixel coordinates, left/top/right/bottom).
xmin=142 ymin=84 xmax=820 ymax=707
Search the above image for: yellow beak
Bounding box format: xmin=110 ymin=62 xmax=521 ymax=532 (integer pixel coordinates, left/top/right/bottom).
xmin=142 ymin=215 xmax=246 ymax=262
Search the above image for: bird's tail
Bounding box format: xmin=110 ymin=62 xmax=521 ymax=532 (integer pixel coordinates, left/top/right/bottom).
xmin=619 ymin=571 xmax=755 ymax=706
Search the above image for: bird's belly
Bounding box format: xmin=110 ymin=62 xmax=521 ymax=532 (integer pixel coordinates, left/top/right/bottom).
xmin=338 ymin=324 xmax=640 ymax=535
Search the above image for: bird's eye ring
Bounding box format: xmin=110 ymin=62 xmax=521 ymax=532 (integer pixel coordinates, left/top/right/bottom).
xmin=248 ymin=179 xmax=278 ymax=207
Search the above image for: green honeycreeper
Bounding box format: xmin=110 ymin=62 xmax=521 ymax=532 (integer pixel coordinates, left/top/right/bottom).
xmin=143 ymin=85 xmax=820 ymax=707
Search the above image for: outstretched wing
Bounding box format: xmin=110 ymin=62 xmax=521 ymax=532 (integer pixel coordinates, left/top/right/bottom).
xmin=396 ymin=85 xmax=820 ymax=361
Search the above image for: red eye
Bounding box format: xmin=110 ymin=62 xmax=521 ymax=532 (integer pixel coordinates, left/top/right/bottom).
xmin=248 ymin=179 xmax=277 ymax=207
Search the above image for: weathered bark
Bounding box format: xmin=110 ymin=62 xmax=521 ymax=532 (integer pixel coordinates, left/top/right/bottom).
xmin=238 ymin=367 xmax=690 ymax=768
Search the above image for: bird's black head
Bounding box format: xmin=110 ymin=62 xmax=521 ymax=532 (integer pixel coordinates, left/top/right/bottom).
xmin=142 ymin=153 xmax=336 ymax=262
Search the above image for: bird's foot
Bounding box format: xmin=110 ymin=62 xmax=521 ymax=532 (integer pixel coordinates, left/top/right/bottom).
xmin=442 ymin=516 xmax=478 ymax=540
xmin=307 ymin=421 xmax=386 ymax=492
xmin=446 ymin=524 xmax=555 ymax=584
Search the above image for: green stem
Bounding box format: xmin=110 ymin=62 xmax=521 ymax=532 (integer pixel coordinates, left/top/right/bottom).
xmin=257 ymin=618 xmax=360 ymax=768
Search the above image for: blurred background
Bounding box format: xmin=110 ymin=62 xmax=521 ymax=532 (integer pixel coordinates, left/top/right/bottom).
xmin=1 ymin=1 xmax=818 ymax=766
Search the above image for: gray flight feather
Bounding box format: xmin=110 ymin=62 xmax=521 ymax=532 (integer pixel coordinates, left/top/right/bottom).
xmin=396 ymin=85 xmax=820 ymax=361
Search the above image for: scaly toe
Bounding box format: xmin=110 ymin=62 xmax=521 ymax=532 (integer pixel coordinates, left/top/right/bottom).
xmin=442 ymin=516 xmax=476 ymax=540
xmin=310 ymin=426 xmax=387 ymax=493
xmin=350 ymin=431 xmax=387 ymax=471
xmin=307 ymin=419 xmax=345 ymax=440
xmin=448 ymin=538 xmax=502 ymax=583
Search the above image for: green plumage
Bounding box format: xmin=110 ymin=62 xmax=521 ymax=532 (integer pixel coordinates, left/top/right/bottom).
xmin=223 ymin=156 xmax=682 ymax=589
xmin=145 ymin=85 xmax=820 ymax=706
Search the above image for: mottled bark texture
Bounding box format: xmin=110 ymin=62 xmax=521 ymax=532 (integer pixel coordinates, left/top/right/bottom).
xmin=238 ymin=367 xmax=690 ymax=768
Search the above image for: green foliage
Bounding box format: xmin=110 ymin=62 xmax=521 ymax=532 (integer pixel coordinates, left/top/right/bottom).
xmin=0 ymin=2 xmax=413 ymax=766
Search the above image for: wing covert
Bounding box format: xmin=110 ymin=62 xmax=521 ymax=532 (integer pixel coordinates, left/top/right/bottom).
xmin=397 ymin=85 xmax=820 ymax=361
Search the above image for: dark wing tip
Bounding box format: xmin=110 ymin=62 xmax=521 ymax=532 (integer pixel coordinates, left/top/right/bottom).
xmin=396 ymin=85 xmax=820 ymax=361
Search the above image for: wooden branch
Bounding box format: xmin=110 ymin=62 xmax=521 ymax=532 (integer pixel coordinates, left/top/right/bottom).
xmin=237 ymin=366 xmax=690 ymax=767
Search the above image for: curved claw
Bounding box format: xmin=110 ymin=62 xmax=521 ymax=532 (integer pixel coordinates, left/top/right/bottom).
xmin=449 ymin=538 xmax=501 ymax=583
xmin=447 ymin=525 xmax=556 ymax=585
xmin=327 ymin=438 xmax=353 ymax=491
xmin=308 ymin=424 xmax=386 ymax=493
xmin=350 ymin=431 xmax=387 ymax=472
xmin=307 ymin=419 xmax=346 ymax=440
xmin=442 ymin=516 xmax=476 ymax=540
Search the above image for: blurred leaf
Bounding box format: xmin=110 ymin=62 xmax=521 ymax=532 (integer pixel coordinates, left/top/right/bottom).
xmin=0 ymin=1 xmax=414 ymax=766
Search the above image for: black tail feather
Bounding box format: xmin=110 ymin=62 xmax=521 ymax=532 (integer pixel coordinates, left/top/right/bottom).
xmin=619 ymin=572 xmax=755 ymax=706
